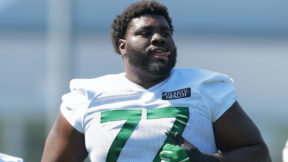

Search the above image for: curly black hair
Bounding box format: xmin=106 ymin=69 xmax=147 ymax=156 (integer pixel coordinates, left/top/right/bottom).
xmin=111 ymin=1 xmax=174 ymax=54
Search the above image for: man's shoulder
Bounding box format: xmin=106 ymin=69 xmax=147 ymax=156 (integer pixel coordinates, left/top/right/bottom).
xmin=69 ymin=73 xmax=125 ymax=91
xmin=173 ymin=68 xmax=228 ymax=79
xmin=170 ymin=68 xmax=233 ymax=89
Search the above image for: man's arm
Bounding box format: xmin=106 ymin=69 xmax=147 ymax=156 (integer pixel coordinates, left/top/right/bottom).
xmin=161 ymin=101 xmax=271 ymax=162
xmin=213 ymin=101 xmax=271 ymax=162
xmin=41 ymin=111 xmax=88 ymax=162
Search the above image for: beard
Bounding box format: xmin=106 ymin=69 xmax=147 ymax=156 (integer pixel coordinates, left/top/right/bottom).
xmin=125 ymin=44 xmax=177 ymax=76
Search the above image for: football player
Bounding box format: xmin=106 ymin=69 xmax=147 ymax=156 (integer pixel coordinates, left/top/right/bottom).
xmin=42 ymin=1 xmax=271 ymax=162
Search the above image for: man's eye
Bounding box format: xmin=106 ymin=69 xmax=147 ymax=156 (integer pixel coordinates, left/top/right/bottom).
xmin=161 ymin=31 xmax=171 ymax=37
xmin=137 ymin=31 xmax=150 ymax=37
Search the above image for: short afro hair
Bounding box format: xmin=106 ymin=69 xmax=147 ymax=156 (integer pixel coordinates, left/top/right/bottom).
xmin=111 ymin=1 xmax=174 ymax=54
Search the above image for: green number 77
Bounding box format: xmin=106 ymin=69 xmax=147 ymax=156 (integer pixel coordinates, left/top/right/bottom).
xmin=101 ymin=107 xmax=189 ymax=162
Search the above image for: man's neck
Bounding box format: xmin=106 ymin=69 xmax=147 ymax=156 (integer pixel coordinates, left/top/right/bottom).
xmin=125 ymin=66 xmax=171 ymax=89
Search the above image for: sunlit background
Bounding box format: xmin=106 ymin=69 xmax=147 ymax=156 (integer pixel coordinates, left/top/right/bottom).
xmin=0 ymin=0 xmax=287 ymax=161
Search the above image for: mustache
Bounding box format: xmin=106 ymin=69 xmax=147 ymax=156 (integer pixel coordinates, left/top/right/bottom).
xmin=147 ymin=46 xmax=170 ymax=54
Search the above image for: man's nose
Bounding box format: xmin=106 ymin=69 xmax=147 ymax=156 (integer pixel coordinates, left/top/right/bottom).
xmin=151 ymin=33 xmax=166 ymax=45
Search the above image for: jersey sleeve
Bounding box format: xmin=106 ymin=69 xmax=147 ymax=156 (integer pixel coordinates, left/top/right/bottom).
xmin=60 ymin=79 xmax=88 ymax=133
xmin=200 ymin=73 xmax=237 ymax=122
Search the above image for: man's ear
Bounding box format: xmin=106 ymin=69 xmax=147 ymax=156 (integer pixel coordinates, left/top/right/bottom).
xmin=118 ymin=39 xmax=126 ymax=57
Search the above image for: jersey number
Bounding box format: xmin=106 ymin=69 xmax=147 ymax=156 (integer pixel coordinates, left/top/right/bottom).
xmin=101 ymin=107 xmax=189 ymax=162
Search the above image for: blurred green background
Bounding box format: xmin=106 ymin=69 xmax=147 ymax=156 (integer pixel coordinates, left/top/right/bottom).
xmin=0 ymin=0 xmax=288 ymax=161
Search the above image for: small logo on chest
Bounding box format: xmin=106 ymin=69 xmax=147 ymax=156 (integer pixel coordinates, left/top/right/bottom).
xmin=162 ymin=88 xmax=191 ymax=100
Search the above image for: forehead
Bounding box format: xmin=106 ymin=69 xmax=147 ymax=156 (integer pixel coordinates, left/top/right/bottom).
xmin=128 ymin=14 xmax=170 ymax=32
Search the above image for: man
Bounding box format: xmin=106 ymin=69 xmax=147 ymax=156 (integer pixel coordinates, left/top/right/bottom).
xmin=42 ymin=1 xmax=271 ymax=162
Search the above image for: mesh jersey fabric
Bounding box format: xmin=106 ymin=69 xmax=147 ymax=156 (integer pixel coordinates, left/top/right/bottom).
xmin=60 ymin=68 xmax=237 ymax=162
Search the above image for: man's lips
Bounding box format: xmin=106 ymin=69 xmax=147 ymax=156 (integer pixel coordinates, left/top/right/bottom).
xmin=153 ymin=51 xmax=171 ymax=57
xmin=152 ymin=51 xmax=171 ymax=60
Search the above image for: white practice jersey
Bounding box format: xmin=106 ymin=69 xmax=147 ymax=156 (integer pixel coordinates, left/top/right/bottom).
xmin=0 ymin=153 xmax=23 ymax=162
xmin=61 ymin=68 xmax=237 ymax=162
